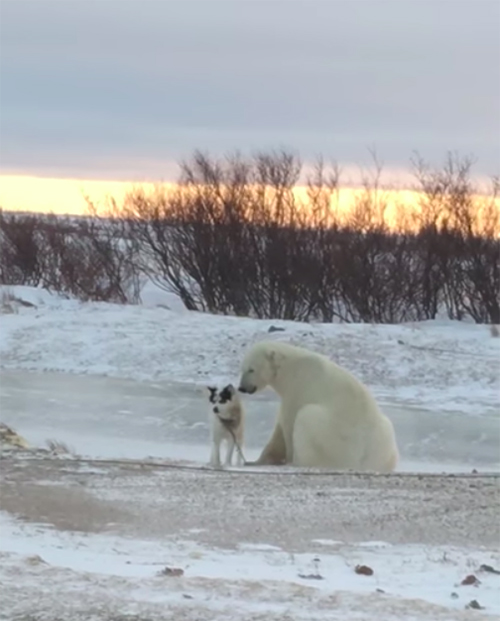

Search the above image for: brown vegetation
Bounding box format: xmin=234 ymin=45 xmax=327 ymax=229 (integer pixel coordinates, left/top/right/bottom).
xmin=0 ymin=150 xmax=498 ymax=323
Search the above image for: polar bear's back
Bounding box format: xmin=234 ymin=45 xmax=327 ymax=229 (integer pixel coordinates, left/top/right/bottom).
xmin=275 ymin=342 xmax=380 ymax=418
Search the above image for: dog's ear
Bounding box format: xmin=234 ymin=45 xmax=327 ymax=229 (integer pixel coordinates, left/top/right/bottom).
xmin=206 ymin=386 xmax=217 ymax=402
xmin=219 ymin=384 xmax=235 ymax=402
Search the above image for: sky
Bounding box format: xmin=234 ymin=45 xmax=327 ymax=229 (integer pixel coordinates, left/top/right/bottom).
xmin=0 ymin=0 xmax=499 ymax=207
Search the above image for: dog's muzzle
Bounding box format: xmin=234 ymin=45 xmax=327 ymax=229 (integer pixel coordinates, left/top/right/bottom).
xmin=238 ymin=385 xmax=256 ymax=394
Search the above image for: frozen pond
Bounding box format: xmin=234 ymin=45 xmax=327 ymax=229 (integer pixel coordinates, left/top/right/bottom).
xmin=1 ymin=369 xmax=499 ymax=472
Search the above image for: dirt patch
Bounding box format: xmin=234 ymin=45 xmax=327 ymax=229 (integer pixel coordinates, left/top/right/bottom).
xmin=1 ymin=454 xmax=499 ymax=550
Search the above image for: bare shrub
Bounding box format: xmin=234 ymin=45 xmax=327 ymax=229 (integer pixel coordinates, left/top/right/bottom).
xmin=107 ymin=184 xmax=202 ymax=311
xmin=413 ymin=153 xmax=500 ymax=324
xmin=45 ymin=438 xmax=75 ymax=455
xmin=105 ymin=148 xmax=498 ymax=324
xmin=0 ymin=288 xmax=18 ymax=314
xmin=114 ymin=149 xmax=328 ymax=318
xmin=1 ymin=148 xmax=497 ymax=324
xmin=35 ymin=212 xmax=142 ymax=304
xmin=324 ymin=157 xmax=424 ymax=323
xmin=81 ymin=206 xmax=144 ymax=304
xmin=0 ymin=210 xmax=144 ymax=304
xmin=0 ymin=210 xmax=44 ymax=286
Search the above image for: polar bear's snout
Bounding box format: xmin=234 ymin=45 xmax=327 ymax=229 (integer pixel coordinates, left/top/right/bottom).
xmin=238 ymin=367 xmax=260 ymax=394
xmin=238 ymin=374 xmax=257 ymax=394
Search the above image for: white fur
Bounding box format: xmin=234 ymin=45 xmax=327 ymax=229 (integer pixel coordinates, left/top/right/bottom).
xmin=206 ymin=385 xmax=245 ymax=468
xmin=238 ymin=341 xmax=399 ymax=472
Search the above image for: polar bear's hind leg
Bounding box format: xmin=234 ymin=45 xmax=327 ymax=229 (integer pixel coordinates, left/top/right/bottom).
xmin=292 ymin=405 xmax=335 ymax=468
xmin=292 ymin=404 xmax=364 ymax=470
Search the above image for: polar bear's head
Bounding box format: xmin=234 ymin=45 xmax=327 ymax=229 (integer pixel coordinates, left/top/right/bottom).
xmin=238 ymin=342 xmax=280 ymax=394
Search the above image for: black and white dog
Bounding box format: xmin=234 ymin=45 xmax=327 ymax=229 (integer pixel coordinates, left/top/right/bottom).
xmin=206 ymin=384 xmax=245 ymax=467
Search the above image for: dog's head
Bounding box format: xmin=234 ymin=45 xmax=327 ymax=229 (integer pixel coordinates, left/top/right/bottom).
xmin=206 ymin=383 xmax=239 ymax=416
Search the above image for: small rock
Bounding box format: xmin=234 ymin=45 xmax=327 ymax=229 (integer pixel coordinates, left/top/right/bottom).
xmin=480 ymin=564 xmax=500 ymax=575
xmin=451 ymin=592 xmax=459 ymax=599
xmin=298 ymin=573 xmax=324 ymax=580
xmin=182 ymin=594 xmax=193 ymax=599
xmin=466 ymin=600 xmax=485 ymax=610
xmin=376 ymin=588 xmax=385 ymax=594
xmin=25 ymin=555 xmax=46 ymax=565
xmin=355 ymin=564 xmax=374 ymax=576
xmin=158 ymin=566 xmax=184 ymax=577
xmin=268 ymin=325 xmax=285 ymax=333
xmin=461 ymin=574 xmax=480 ymax=586
xmin=17 ymin=298 xmax=37 ymax=308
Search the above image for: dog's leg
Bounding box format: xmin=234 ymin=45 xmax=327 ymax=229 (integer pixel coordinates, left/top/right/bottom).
xmin=225 ymin=437 xmax=235 ymax=466
xmin=209 ymin=432 xmax=221 ymax=467
xmin=235 ymin=441 xmax=244 ymax=466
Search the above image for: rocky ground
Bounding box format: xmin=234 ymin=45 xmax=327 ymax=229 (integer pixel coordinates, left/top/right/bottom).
xmin=1 ymin=437 xmax=500 ymax=620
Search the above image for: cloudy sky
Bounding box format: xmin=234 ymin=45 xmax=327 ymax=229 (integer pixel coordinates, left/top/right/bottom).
xmin=1 ymin=0 xmax=499 ymax=183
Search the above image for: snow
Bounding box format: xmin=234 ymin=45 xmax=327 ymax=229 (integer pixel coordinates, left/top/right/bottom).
xmin=0 ymin=284 xmax=498 ymax=416
xmin=1 ymin=512 xmax=499 ymax=620
xmin=0 ymin=283 xmax=499 ymax=620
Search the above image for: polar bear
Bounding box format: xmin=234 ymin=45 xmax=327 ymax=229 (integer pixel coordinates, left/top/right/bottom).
xmin=238 ymin=341 xmax=399 ymax=472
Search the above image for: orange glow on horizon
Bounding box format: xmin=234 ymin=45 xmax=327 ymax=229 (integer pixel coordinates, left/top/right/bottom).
xmin=0 ymin=174 xmax=176 ymax=216
xmin=0 ymin=173 xmax=423 ymax=216
xmin=0 ymin=174 xmax=498 ymax=235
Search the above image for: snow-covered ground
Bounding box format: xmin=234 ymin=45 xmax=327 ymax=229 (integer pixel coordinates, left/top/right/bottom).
xmin=0 ymin=283 xmax=499 ymax=620
xmin=1 ymin=283 xmax=498 ymax=415
xmin=1 ymin=509 xmax=499 ymax=621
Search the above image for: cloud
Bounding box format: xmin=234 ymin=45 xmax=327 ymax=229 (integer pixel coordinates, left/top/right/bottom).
xmin=1 ymin=0 xmax=499 ymax=180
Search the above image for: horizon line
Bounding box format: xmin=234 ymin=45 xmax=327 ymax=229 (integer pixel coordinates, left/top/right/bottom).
xmin=0 ymin=171 xmax=498 ymax=219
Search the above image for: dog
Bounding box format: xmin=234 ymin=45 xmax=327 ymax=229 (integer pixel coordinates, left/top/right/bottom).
xmin=206 ymin=384 xmax=245 ymax=467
